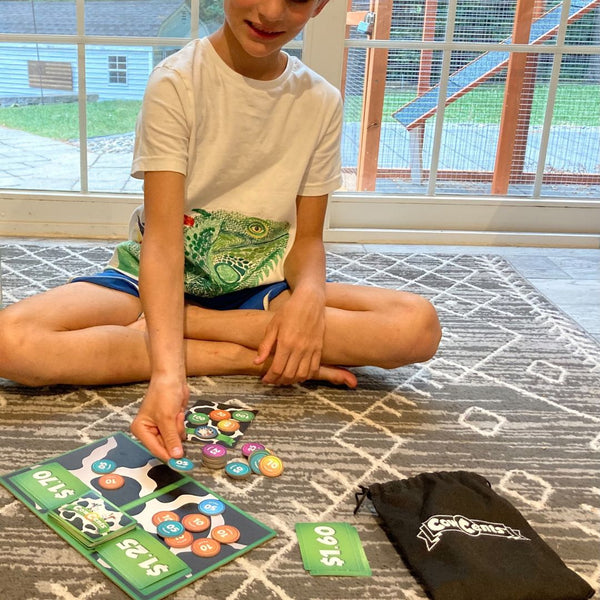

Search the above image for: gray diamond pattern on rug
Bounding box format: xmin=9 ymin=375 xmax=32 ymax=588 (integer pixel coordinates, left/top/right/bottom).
xmin=0 ymin=243 xmax=599 ymax=600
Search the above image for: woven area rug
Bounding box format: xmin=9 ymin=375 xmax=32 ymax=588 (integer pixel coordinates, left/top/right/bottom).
xmin=1 ymin=242 xmax=599 ymax=600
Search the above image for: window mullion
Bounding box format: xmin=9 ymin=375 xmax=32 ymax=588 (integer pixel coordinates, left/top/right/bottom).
xmin=426 ymin=0 xmax=459 ymax=196
xmin=76 ymin=0 xmax=88 ymax=193
xmin=533 ymin=0 xmax=571 ymax=198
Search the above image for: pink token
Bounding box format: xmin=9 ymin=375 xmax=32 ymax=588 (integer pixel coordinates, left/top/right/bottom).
xmin=202 ymin=444 xmax=227 ymax=459
xmin=241 ymin=442 xmax=265 ymax=458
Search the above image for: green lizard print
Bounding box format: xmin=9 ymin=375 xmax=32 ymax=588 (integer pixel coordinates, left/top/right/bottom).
xmin=183 ymin=208 xmax=290 ymax=296
xmin=110 ymin=209 xmax=290 ymax=297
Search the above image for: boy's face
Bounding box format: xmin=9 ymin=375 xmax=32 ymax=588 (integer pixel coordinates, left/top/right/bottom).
xmin=223 ymin=0 xmax=329 ymax=59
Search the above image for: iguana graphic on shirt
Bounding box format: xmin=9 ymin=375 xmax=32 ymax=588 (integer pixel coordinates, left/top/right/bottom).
xmin=183 ymin=208 xmax=290 ymax=296
xmin=112 ymin=208 xmax=290 ymax=297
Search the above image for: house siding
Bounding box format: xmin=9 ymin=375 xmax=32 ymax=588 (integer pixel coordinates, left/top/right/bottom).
xmin=0 ymin=43 xmax=152 ymax=103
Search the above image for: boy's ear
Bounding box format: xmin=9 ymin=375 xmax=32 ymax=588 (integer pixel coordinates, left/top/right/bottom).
xmin=312 ymin=0 xmax=331 ymax=18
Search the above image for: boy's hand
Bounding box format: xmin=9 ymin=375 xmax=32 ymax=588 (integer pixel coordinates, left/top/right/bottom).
xmin=255 ymin=290 xmax=325 ymax=385
xmin=130 ymin=378 xmax=189 ymax=462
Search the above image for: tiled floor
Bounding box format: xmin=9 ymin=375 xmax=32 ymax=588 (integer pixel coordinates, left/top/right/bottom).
xmin=328 ymin=243 xmax=600 ymax=343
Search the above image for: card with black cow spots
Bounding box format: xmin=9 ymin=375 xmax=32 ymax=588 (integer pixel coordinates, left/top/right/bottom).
xmin=49 ymin=489 xmax=136 ymax=548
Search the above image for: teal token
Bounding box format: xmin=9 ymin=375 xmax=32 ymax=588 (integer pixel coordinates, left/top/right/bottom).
xmin=157 ymin=520 xmax=185 ymax=538
xmin=168 ymin=457 xmax=194 ymax=471
xmin=198 ymin=499 xmax=225 ymax=516
xmin=187 ymin=412 xmax=210 ymax=426
xmin=91 ymin=459 xmax=117 ymax=474
xmin=249 ymin=449 xmax=271 ymax=474
xmin=225 ymin=461 xmax=251 ymax=480
xmin=231 ymin=410 xmax=255 ymax=423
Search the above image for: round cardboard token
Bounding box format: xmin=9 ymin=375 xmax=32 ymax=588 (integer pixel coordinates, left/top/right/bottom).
xmin=202 ymin=444 xmax=227 ymax=459
xmin=187 ymin=412 xmax=210 ymax=426
xmin=195 ymin=425 xmax=219 ymax=440
xmin=249 ymin=449 xmax=271 ymax=474
xmin=97 ymin=473 xmax=125 ymax=490
xmin=241 ymin=442 xmax=266 ymax=458
xmin=211 ymin=524 xmax=241 ymax=545
xmin=182 ymin=513 xmax=211 ymax=533
xmin=198 ymin=499 xmax=225 ymax=516
xmin=157 ymin=520 xmax=185 ymax=538
xmin=258 ymin=455 xmax=284 ymax=477
xmin=164 ymin=530 xmax=194 ymax=548
xmin=225 ymin=461 xmax=251 ymax=479
xmin=209 ymin=409 xmax=231 ymax=422
xmin=152 ymin=511 xmax=180 ymax=526
xmin=168 ymin=457 xmax=194 ymax=471
xmin=91 ymin=459 xmax=117 ymax=474
xmin=192 ymin=537 xmax=221 ymax=558
xmin=231 ymin=410 xmax=255 ymax=423
xmin=217 ymin=419 xmax=240 ymax=434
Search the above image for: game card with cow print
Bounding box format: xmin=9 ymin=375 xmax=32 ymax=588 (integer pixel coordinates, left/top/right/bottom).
xmin=0 ymin=432 xmax=276 ymax=600
xmin=49 ymin=490 xmax=136 ymax=548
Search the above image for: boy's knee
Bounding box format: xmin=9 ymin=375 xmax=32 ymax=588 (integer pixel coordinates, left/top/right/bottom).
xmin=385 ymin=294 xmax=441 ymax=368
xmin=414 ymin=298 xmax=442 ymax=362
xmin=0 ymin=307 xmax=50 ymax=386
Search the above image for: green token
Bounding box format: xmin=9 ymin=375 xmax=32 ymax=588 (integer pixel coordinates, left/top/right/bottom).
xmin=249 ymin=449 xmax=271 ymax=474
xmin=187 ymin=412 xmax=210 ymax=426
xmin=231 ymin=410 xmax=255 ymax=423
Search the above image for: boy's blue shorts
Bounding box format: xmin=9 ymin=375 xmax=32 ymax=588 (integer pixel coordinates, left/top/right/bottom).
xmin=70 ymin=268 xmax=289 ymax=311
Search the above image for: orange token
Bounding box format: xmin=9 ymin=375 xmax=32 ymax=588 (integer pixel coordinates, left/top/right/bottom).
xmin=164 ymin=530 xmax=194 ymax=548
xmin=258 ymin=455 xmax=284 ymax=478
xmin=182 ymin=513 xmax=211 ymax=533
xmin=217 ymin=419 xmax=240 ymax=434
xmin=211 ymin=524 xmax=241 ymax=545
xmin=191 ymin=537 xmax=221 ymax=558
xmin=209 ymin=409 xmax=231 ymax=422
xmin=97 ymin=474 xmax=125 ymax=489
xmin=152 ymin=511 xmax=180 ymax=526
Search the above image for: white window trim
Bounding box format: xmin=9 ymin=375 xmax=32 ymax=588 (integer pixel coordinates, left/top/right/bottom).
xmin=0 ymin=0 xmax=598 ymax=246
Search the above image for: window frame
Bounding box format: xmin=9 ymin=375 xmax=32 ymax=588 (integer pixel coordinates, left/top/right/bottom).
xmin=0 ymin=0 xmax=598 ymax=246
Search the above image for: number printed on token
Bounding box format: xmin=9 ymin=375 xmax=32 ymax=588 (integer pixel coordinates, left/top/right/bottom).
xmin=168 ymin=457 xmax=194 ymax=471
xmin=182 ymin=513 xmax=211 ymax=533
xmin=187 ymin=412 xmax=210 ymax=426
xmin=209 ymin=409 xmax=231 ymax=422
xmin=192 ymin=537 xmax=221 ymax=558
xmin=217 ymin=419 xmax=240 ymax=434
xmin=198 ymin=499 xmax=225 ymax=516
xmin=91 ymin=459 xmax=117 ymax=474
xmin=231 ymin=410 xmax=255 ymax=423
xmin=259 ymin=455 xmax=284 ymax=478
xmin=157 ymin=520 xmax=185 ymax=538
xmin=164 ymin=530 xmax=194 ymax=548
xmin=152 ymin=511 xmax=180 ymax=526
xmin=97 ymin=473 xmax=125 ymax=490
xmin=211 ymin=524 xmax=241 ymax=544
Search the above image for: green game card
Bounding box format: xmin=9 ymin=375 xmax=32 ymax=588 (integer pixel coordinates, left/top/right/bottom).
xmin=97 ymin=527 xmax=190 ymax=590
xmin=295 ymin=522 xmax=371 ymax=577
xmin=12 ymin=462 xmax=91 ymax=510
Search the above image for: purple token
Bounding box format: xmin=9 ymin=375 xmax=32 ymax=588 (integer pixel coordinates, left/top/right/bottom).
xmin=241 ymin=442 xmax=266 ymax=458
xmin=202 ymin=443 xmax=228 ymax=459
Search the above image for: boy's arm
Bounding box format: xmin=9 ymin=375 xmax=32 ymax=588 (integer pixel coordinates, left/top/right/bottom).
xmin=130 ymin=170 xmax=189 ymax=462
xmin=255 ymin=193 xmax=328 ymax=385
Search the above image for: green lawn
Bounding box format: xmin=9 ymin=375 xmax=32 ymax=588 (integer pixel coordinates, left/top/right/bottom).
xmin=0 ymin=84 xmax=597 ymax=141
xmin=0 ymin=100 xmax=142 ymax=140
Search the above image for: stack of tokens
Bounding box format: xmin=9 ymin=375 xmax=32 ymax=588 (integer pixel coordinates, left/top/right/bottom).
xmin=201 ymin=443 xmax=228 ymax=469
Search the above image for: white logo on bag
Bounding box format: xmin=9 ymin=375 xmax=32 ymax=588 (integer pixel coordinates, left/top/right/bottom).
xmin=417 ymin=514 xmax=530 ymax=551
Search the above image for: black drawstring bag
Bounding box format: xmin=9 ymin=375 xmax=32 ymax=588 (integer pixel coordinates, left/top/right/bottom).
xmin=355 ymin=471 xmax=594 ymax=600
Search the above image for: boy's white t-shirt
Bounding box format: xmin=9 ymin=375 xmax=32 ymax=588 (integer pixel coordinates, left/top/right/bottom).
xmin=109 ymin=37 xmax=343 ymax=298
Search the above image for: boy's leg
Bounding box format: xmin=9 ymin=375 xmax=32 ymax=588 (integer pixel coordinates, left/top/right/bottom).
xmin=170 ymin=282 xmax=441 ymax=368
xmin=0 ymin=282 xmax=357 ymax=387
